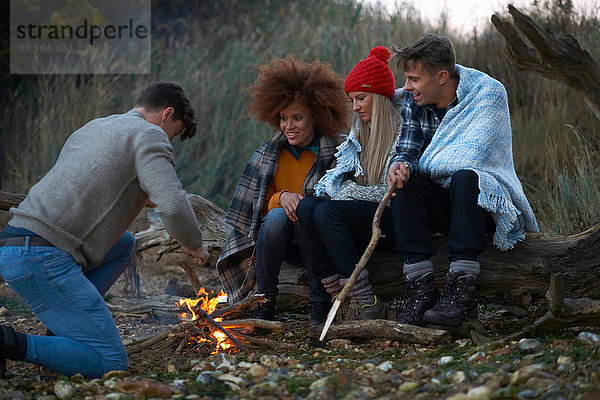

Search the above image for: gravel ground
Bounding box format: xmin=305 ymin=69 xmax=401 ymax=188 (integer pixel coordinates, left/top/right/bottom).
xmin=0 ymin=261 xmax=599 ymax=400
xmin=0 ymin=216 xmax=598 ymax=399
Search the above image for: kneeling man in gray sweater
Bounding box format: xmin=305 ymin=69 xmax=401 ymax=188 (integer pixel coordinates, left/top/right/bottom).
xmin=0 ymin=81 xmax=207 ymax=378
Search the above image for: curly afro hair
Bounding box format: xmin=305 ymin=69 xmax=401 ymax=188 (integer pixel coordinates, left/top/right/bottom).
xmin=248 ymin=56 xmax=350 ymax=136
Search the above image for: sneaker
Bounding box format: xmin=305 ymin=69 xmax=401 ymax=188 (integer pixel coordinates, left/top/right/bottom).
xmin=422 ymin=271 xmax=477 ymax=327
xmin=342 ymin=295 xmax=387 ymax=321
xmin=396 ymin=272 xmax=440 ymax=326
xmin=252 ymin=295 xmax=277 ymax=321
xmin=309 ymin=301 xmax=331 ymax=326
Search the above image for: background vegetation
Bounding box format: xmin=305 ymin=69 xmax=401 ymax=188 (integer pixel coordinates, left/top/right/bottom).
xmin=1 ymin=0 xmax=599 ymax=235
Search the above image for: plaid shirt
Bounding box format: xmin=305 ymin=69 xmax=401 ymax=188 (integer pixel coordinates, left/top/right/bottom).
xmin=391 ymin=92 xmax=458 ymax=174
xmin=216 ymin=131 xmax=342 ymax=303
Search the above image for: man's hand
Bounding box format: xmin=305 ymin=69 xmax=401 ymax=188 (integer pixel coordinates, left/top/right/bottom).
xmin=279 ymin=191 xmax=304 ymax=222
xmin=387 ymin=161 xmax=411 ymax=191
xmin=181 ymin=245 xmax=210 ymax=266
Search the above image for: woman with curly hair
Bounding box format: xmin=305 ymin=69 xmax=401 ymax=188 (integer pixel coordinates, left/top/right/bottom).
xmin=297 ymin=46 xmax=407 ymax=321
xmin=216 ymin=57 xmax=350 ymax=324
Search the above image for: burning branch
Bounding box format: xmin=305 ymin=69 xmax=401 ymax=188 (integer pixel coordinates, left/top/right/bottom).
xmin=194 ymin=307 xmax=248 ymax=353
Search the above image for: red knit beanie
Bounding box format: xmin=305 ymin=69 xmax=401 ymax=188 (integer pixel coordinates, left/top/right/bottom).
xmin=344 ymin=46 xmax=395 ymax=100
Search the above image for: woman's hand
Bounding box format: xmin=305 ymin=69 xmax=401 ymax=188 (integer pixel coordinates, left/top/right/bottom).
xmin=279 ymin=191 xmax=304 ymax=222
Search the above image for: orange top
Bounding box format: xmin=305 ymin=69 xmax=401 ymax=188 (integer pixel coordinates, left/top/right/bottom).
xmin=264 ymin=148 xmax=317 ymax=215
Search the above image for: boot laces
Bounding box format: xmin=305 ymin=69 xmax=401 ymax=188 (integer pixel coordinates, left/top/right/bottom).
xmin=397 ymin=280 xmax=420 ymax=320
xmin=438 ymin=275 xmax=462 ymax=306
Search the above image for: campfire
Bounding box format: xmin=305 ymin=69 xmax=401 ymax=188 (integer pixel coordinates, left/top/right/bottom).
xmin=124 ymin=267 xmax=292 ymax=358
xmin=177 ymin=287 xmax=235 ymax=354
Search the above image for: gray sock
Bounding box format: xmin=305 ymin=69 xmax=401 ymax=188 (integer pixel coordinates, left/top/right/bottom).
xmin=449 ymin=260 xmax=480 ymax=276
xmin=403 ymin=260 xmax=434 ymax=281
xmin=321 ymin=274 xmax=342 ymax=297
xmin=339 ymin=270 xmax=375 ymax=303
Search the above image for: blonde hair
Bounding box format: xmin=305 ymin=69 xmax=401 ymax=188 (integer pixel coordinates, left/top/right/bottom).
xmin=355 ymin=93 xmax=401 ymax=185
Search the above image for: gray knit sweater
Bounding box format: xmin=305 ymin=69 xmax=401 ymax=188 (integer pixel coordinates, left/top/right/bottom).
xmin=9 ymin=109 xmax=203 ymax=270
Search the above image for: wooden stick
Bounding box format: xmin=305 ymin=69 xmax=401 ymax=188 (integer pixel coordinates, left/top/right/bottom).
xmin=126 ymin=321 xmax=196 ymax=355
xmin=204 ymin=293 xmax=267 ymax=319
xmin=177 ymin=260 xmax=202 ymax=293
xmin=229 ymin=331 xmax=296 ymax=350
xmin=218 ymin=319 xmax=284 ymax=331
xmin=320 ymin=185 xmax=396 ymax=341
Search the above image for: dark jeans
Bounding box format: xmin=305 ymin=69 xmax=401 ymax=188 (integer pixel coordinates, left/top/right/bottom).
xmin=254 ymin=207 xmax=330 ymax=302
xmin=390 ymin=169 xmax=494 ymax=264
xmin=297 ymin=196 xmax=395 ymax=279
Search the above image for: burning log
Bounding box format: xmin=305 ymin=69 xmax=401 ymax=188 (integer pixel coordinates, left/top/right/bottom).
xmin=209 ymin=294 xmax=267 ymax=319
xmin=217 ymin=319 xmax=284 ymax=331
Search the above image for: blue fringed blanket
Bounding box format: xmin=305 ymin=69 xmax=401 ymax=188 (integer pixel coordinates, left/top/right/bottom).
xmin=418 ymin=65 xmax=538 ymax=250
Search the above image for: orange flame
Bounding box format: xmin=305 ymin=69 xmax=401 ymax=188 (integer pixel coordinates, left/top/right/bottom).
xmin=178 ymin=288 xmax=232 ymax=353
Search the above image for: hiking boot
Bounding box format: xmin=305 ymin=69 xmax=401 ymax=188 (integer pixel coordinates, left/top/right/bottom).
xmin=0 ymin=325 xmax=27 ymax=378
xmin=309 ymin=301 xmax=331 ymax=326
xmin=341 ymin=295 xmax=387 ymax=321
xmin=422 ymin=271 xmax=478 ymax=327
xmin=396 ymin=272 xmax=440 ymax=326
xmin=252 ymin=295 xmax=277 ymax=321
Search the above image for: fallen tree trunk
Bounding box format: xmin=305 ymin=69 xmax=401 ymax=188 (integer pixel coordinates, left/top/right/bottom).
xmin=276 ymin=224 xmax=600 ymax=309
xmin=2 ymin=190 xmax=599 ymax=308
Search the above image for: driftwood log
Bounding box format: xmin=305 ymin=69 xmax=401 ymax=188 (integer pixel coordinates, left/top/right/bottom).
xmin=1 ymin=189 xmax=599 ymax=308
xmin=312 ymin=320 xmax=451 ymax=346
xmin=491 ymin=4 xmax=600 ymax=122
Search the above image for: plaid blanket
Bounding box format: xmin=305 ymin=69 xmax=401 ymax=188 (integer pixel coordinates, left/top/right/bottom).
xmin=217 ymin=132 xmax=342 ymax=303
xmin=418 ymin=65 xmax=539 ymax=250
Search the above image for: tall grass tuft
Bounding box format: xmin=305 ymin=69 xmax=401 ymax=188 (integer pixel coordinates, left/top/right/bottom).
xmin=2 ymin=0 xmax=600 ymax=234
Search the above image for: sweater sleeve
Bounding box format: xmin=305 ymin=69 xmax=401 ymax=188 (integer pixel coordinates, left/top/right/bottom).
xmin=267 ymin=191 xmax=286 ymax=213
xmin=134 ymin=129 xmax=203 ymax=250
xmin=335 ymin=180 xmax=387 ymax=203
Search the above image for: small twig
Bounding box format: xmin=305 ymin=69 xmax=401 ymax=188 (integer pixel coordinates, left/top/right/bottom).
xmin=176 ymin=332 xmax=189 ymax=353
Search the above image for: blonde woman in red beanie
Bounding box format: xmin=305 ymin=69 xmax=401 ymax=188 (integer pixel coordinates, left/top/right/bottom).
xmin=296 ymin=46 xmax=406 ymax=321
xmin=217 ymin=57 xmax=350 ymax=325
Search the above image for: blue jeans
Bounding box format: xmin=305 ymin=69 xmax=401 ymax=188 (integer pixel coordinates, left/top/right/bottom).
xmin=254 ymin=207 xmax=330 ymax=302
xmin=297 ymin=196 xmax=395 ymax=279
xmin=0 ymin=231 xmax=134 ymax=378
